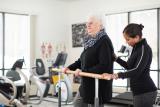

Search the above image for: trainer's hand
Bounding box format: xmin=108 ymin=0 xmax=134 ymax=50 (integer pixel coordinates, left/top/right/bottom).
xmin=102 ymin=73 xmax=112 ymax=80
xmin=74 ymin=69 xmax=82 ymax=77
xmin=112 ymin=73 xmax=119 ymax=80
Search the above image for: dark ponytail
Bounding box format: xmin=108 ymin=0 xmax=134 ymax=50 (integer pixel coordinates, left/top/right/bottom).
xmin=139 ymin=24 xmax=144 ymax=30
xmin=123 ymin=23 xmax=144 ymax=38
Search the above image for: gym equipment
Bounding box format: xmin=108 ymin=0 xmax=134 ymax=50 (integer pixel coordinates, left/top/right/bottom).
xmin=0 ymin=76 xmax=17 ymax=106
xmin=50 ymin=51 xmax=72 ymax=106
xmin=50 ymin=68 xmax=73 ymax=107
xmin=111 ymin=92 xmax=133 ymax=105
xmin=27 ymin=59 xmax=51 ymax=104
xmin=0 ymin=59 xmax=28 ymax=106
xmin=29 ymin=52 xmax=73 ymax=105
xmin=5 ymin=59 xmax=42 ymax=105
xmin=0 ymin=76 xmax=24 ymax=107
xmin=118 ymin=45 xmax=131 ymax=57
xmin=50 ymin=69 xmax=73 ymax=102
xmin=51 ymin=68 xmax=110 ymax=80
xmin=51 ymin=68 xmax=110 ymax=107
xmin=34 ymin=58 xmax=51 ymax=97
xmin=110 ymin=45 xmax=133 ymax=106
xmin=0 ymin=59 xmax=31 ymax=106
xmin=7 ymin=59 xmax=30 ymax=103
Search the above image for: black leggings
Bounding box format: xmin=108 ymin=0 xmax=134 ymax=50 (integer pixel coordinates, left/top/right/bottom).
xmin=133 ymin=91 xmax=157 ymax=107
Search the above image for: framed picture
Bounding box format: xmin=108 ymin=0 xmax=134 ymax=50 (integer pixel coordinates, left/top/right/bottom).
xmin=72 ymin=23 xmax=87 ymax=47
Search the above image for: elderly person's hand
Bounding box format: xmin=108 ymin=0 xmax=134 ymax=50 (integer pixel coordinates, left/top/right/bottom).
xmin=62 ymin=67 xmax=69 ymax=74
xmin=102 ymin=73 xmax=112 ymax=80
xmin=74 ymin=69 xmax=82 ymax=77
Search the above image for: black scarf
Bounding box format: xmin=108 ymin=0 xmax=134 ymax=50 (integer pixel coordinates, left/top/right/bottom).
xmin=83 ymin=29 xmax=107 ymax=50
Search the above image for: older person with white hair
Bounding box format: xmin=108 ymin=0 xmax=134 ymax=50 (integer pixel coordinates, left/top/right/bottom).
xmin=63 ymin=15 xmax=114 ymax=107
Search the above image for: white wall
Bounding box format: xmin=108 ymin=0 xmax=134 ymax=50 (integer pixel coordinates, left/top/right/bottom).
xmin=67 ymin=0 xmax=160 ymax=66
xmin=0 ymin=0 xmax=69 ymax=66
xmin=0 ymin=0 xmax=160 ymax=67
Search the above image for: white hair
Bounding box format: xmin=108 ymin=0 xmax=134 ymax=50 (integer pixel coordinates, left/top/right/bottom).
xmin=86 ymin=13 xmax=105 ymax=29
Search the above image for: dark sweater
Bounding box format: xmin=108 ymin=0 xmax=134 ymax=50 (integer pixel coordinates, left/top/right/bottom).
xmin=116 ymin=39 xmax=157 ymax=95
xmin=68 ymin=35 xmax=114 ymax=104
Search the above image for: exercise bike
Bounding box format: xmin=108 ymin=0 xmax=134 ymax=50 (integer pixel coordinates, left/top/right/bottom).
xmin=29 ymin=52 xmax=73 ymax=105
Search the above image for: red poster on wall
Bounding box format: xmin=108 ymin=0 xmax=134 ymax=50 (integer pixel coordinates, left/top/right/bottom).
xmin=41 ymin=42 xmax=46 ymax=58
xmin=41 ymin=42 xmax=53 ymax=59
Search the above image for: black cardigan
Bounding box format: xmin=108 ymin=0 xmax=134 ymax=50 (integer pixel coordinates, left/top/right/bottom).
xmin=116 ymin=39 xmax=157 ymax=95
xmin=68 ymin=35 xmax=114 ymax=104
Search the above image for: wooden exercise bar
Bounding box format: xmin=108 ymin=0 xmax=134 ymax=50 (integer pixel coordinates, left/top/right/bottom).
xmin=51 ymin=68 xmax=110 ymax=80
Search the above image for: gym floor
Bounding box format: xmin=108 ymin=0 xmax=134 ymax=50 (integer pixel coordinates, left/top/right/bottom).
xmin=27 ymin=101 xmax=129 ymax=107
xmin=26 ymin=85 xmax=131 ymax=107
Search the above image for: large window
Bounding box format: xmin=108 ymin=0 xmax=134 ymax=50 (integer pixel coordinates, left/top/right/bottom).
xmin=105 ymin=13 xmax=128 ymax=87
xmin=130 ymin=9 xmax=158 ymax=70
xmin=106 ymin=13 xmax=128 ymax=52
xmin=0 ymin=13 xmax=3 ymax=76
xmin=0 ymin=13 xmax=30 ymax=76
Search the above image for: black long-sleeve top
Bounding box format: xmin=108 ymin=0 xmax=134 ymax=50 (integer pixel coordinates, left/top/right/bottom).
xmin=116 ymin=39 xmax=157 ymax=95
xmin=68 ymin=35 xmax=114 ymax=104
